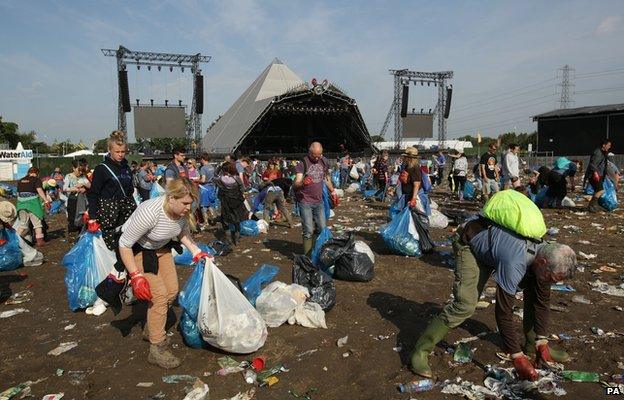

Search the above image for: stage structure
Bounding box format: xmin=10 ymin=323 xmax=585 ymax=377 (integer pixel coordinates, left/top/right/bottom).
xmin=380 ymin=69 xmax=453 ymax=149
xmin=101 ymin=45 xmax=211 ymax=145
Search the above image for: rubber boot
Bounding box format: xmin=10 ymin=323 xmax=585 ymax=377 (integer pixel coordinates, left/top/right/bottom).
xmin=302 ymin=238 xmax=314 ymax=256
xmin=524 ymin=330 xmax=570 ymax=362
xmin=410 ymin=317 xmax=450 ymax=378
xmin=148 ymin=339 xmax=181 ymax=369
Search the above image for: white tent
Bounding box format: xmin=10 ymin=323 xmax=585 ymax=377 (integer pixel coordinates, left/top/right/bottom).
xmin=202 ymin=58 xmax=306 ymax=153
xmin=64 ymin=149 xmax=94 ymax=158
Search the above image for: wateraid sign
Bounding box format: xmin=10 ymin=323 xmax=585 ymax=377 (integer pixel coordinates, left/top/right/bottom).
xmin=0 ymin=150 xmax=33 ymax=160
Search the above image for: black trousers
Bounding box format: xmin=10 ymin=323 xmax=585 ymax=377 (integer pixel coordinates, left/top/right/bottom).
xmin=66 ymin=195 xmax=79 ymax=232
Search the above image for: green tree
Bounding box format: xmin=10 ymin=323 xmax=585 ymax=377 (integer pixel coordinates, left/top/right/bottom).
xmin=93 ymin=138 xmax=109 ymax=153
xmin=0 ymin=117 xmax=20 ymax=148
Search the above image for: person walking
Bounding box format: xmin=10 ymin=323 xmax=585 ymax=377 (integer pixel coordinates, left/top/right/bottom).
xmin=339 ymin=152 xmax=351 ymax=189
xmin=164 ymin=148 xmax=189 ymax=186
xmin=586 ymin=139 xmax=612 ymax=212
xmin=137 ymin=161 xmax=156 ymax=202
xmin=372 ymin=150 xmax=389 ymax=200
xmin=410 ymin=217 xmax=577 ymax=381
xmin=198 ymin=153 xmax=217 ymax=228
xmin=118 ymin=178 xmax=209 ymax=369
xmin=63 ymin=160 xmax=90 ymax=234
xmin=293 ymin=142 xmax=337 ymax=255
xmin=15 ymin=167 xmax=51 ymax=246
xmin=216 ymin=161 xmax=248 ymax=246
xmin=452 ymin=151 xmax=468 ymax=201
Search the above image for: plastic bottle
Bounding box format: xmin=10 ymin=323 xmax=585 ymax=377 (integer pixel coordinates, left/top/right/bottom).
xmin=397 ymin=379 xmax=434 ymax=393
xmin=561 ymin=371 xmax=600 ymax=382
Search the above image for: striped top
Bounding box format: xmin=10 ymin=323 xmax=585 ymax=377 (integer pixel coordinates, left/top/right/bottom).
xmin=119 ymin=196 xmax=188 ymax=250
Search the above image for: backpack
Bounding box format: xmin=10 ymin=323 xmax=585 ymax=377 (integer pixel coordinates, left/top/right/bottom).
xmin=482 ymin=190 xmax=547 ymax=240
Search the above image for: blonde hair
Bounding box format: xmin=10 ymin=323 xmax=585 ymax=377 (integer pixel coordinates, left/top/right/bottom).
xmin=164 ymin=178 xmax=199 ymax=230
xmin=108 ymin=130 xmax=127 ymax=150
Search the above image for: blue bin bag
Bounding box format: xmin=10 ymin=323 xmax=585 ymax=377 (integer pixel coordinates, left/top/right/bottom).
xmin=150 ymin=183 xmax=166 ymax=199
xmin=421 ymin=173 xmax=433 ymax=193
xmin=417 ymin=189 xmax=431 ymax=216
xmin=251 ymin=188 xmax=268 ymax=212
xmin=242 ymin=264 xmax=280 ymax=306
xmin=49 ymin=199 xmax=63 ymax=215
xmin=199 ymin=184 xmax=217 ymax=207
xmin=322 ymin=184 xmax=331 ymax=221
xmin=363 ymin=189 xmax=378 ymax=199
xmin=531 ymin=187 xmax=548 ymax=208
xmin=388 ymin=195 xmax=406 ymax=220
xmin=154 ymin=165 xmax=166 ymax=177
xmin=463 ymin=180 xmax=475 ymax=200
xmin=332 ymin=170 xmax=340 ymax=188
xmin=62 ymin=231 xmax=109 ymax=311
xmin=0 ymin=228 xmax=23 ymax=271
xmin=584 ymin=183 xmax=595 ymax=195
xmin=599 ymin=178 xmax=618 ymax=211
xmin=380 ymin=207 xmax=422 ymax=257
xmin=173 ymin=243 xmax=216 ymax=266
xmin=178 ymin=260 xmax=206 ymax=348
xmin=311 ymin=227 xmax=333 ymax=267
xmin=240 ymin=219 xmax=260 ymax=236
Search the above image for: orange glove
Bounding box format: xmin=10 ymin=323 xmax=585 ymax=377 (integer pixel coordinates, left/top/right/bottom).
xmin=44 ymin=202 xmax=51 ymax=210
xmin=303 ymin=176 xmax=314 ymax=186
xmin=82 ymin=213 xmax=90 ymax=224
xmin=331 ymin=192 xmax=340 ymax=207
xmin=535 ymin=343 xmax=554 ymax=366
xmin=130 ymin=271 xmax=152 ymax=301
xmin=192 ymin=251 xmax=213 ymax=264
xmin=0 ymin=238 xmax=6 ymax=246
xmin=408 ymin=198 xmax=417 ymax=208
xmin=87 ymin=220 xmax=101 ymax=233
xmin=513 ymin=355 xmax=538 ymax=381
xmin=591 ymin=171 xmax=600 ymax=183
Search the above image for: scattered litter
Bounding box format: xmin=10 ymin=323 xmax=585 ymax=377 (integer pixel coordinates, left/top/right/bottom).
xmin=42 ymin=394 xmax=64 ymax=400
xmin=551 ymin=284 xmax=575 ymax=292
xmin=342 ymin=351 xmax=350 ymax=358
xmin=590 ymin=280 xmax=624 ymax=297
xmin=182 ymin=379 xmax=209 ymax=400
xmin=476 ymin=300 xmax=490 ymax=309
xmin=374 ymin=334 xmax=391 ymax=341
xmin=336 ymin=335 xmax=348 ymax=347
xmin=243 ymin=370 xmax=257 ymax=384
xmin=5 ymin=290 xmax=33 ymax=305
xmin=571 ymin=295 xmax=592 ymax=304
xmin=577 ymin=240 xmax=591 ymax=245
xmin=547 ymin=227 xmax=559 ymax=235
xmin=591 ymin=326 xmax=605 ymax=336
xmin=398 ymin=379 xmax=435 ymax=393
xmin=137 ymin=382 xmax=154 ymax=387
xmin=550 ymin=304 xmax=568 ymax=312
xmin=216 ymin=356 xmax=246 ymax=376
xmin=295 ymin=349 xmax=318 ymax=360
xmin=561 ymin=370 xmax=600 ymax=382
xmin=454 ymin=336 xmax=480 ymax=345
xmin=578 ymin=251 xmax=597 ymax=260
xmin=224 ymin=388 xmax=256 ymax=400
xmin=453 ymin=342 xmax=474 ymax=364
xmin=162 ymin=375 xmax=198 ymax=384
xmin=614 ymin=306 xmax=623 ymax=312
xmin=0 ymin=308 xmax=29 ymax=318
xmin=600 ymin=266 xmax=618 ymax=273
xmin=67 ymin=370 xmax=92 ymax=385
xmin=64 ymin=323 xmax=76 ymax=331
xmin=558 ymin=333 xmax=572 ymax=340
xmin=563 ymin=225 xmax=581 ymax=232
xmin=288 ymin=387 xmax=318 ymax=399
xmin=393 ymin=345 xmax=403 ymax=352
xmin=48 ymin=341 xmax=78 ymax=356
xmin=56 ymin=369 xmax=64 ymax=376
xmin=147 ymin=391 xmax=166 ymax=400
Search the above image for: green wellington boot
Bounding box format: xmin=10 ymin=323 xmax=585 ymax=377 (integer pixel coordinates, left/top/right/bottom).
xmin=524 ymin=330 xmax=570 ymax=362
xmin=410 ymin=317 xmax=450 ymax=378
xmin=302 ymin=238 xmax=314 ymax=256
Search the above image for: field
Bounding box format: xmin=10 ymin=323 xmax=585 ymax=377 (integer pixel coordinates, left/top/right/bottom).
xmin=1 ymin=189 xmax=623 ymax=399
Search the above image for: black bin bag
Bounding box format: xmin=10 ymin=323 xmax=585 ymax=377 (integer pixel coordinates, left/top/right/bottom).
xmin=292 ymin=254 xmax=336 ymax=311
xmin=320 ymin=233 xmax=375 ymax=282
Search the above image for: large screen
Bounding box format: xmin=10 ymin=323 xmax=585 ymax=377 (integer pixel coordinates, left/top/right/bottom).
xmin=134 ymin=106 xmax=186 ymax=139
xmin=402 ymin=113 xmax=433 ymax=138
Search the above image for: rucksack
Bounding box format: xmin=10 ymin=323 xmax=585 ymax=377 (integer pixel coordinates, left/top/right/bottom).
xmin=482 ymin=190 xmax=547 ymax=240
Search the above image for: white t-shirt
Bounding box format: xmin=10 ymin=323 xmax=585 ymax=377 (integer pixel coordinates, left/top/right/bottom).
xmin=119 ymin=196 xmax=188 ymax=250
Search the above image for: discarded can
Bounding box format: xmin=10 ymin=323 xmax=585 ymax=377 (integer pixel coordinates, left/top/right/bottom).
xmin=251 ymin=356 xmax=266 ymax=371
xmin=243 ymin=369 xmax=257 ymax=384
xmin=397 ymin=379 xmax=434 ymax=393
xmin=264 ymin=376 xmax=279 ymax=387
xmin=561 ymin=370 xmax=600 ymax=382
xmin=591 ymin=326 xmax=605 ymax=335
xmin=558 ymin=333 xmax=572 ymax=340
xmin=257 ymin=364 xmax=288 ymax=384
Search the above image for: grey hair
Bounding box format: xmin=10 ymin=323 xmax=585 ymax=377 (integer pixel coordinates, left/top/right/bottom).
xmin=537 ymin=243 xmax=577 ymax=278
xmin=309 ymin=142 xmax=323 ymax=152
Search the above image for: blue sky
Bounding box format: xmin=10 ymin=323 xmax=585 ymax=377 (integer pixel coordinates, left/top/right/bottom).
xmin=1 ymin=0 xmax=623 ymax=146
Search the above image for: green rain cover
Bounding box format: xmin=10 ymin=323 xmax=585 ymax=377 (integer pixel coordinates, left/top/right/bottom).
xmin=482 ymin=189 xmax=547 ymax=239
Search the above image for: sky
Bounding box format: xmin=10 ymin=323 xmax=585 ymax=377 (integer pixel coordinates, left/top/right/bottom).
xmin=1 ymin=0 xmax=624 ymax=146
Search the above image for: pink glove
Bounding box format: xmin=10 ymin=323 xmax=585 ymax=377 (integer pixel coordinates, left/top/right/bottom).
xmin=408 ymin=198 xmax=417 ymax=208
xmin=303 ymin=176 xmax=314 ymax=186
xmin=87 ymin=220 xmax=101 ymax=233
xmin=192 ymin=251 xmax=213 ymax=264
xmin=513 ymin=355 xmax=538 ymax=381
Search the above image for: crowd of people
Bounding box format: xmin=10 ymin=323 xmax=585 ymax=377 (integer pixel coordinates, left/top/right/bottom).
xmin=1 ymin=132 xmax=620 ymax=381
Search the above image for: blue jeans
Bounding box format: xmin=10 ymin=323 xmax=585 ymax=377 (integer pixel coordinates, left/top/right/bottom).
xmin=299 ymin=202 xmax=326 ymax=239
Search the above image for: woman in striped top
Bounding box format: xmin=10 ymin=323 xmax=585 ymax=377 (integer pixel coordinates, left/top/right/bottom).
xmin=118 ymin=178 xmax=211 ymax=369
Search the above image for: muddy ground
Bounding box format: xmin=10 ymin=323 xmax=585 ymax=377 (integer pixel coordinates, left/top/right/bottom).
xmin=1 ymin=189 xmax=623 ymax=400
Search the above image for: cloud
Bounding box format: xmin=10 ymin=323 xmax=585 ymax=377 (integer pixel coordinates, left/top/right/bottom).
xmin=595 ymin=16 xmax=622 ymax=35
xmin=18 ymin=81 xmax=43 ymax=98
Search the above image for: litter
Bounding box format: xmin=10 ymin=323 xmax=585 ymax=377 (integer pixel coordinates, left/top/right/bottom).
xmin=288 ymin=302 xmax=327 ymax=329
xmin=453 ymin=342 xmax=474 ymax=363
xmin=182 ymin=379 xmax=209 ymax=400
xmin=561 ymin=370 xmax=600 ymax=382
xmin=137 ymin=382 xmax=154 ymax=387
xmin=398 ymin=379 xmax=434 ymax=393
xmin=547 ymin=227 xmax=559 ymax=235
xmin=64 ymin=323 xmax=76 ymax=330
xmin=216 ymin=356 xmax=246 ymax=376
xmin=295 ymin=349 xmax=319 ymax=360
xmin=147 ymin=392 xmax=166 ymax=400
xmin=288 ymin=387 xmax=318 ymax=399
xmin=577 ymin=240 xmax=591 ymax=245
xmin=257 ymin=364 xmax=288 ymax=386
xmin=551 ymin=284 xmax=575 ymax=292
xmin=558 ymin=333 xmax=572 ymax=340
xmin=590 ymin=280 xmax=624 ymax=297
xmin=162 ymin=375 xmax=198 ymax=384
xmin=243 ymin=370 xmax=257 ymax=384
xmin=336 ymin=335 xmax=348 ymax=347
xmin=223 ymin=388 xmax=256 ymax=400
xmin=256 ymin=282 xmax=309 ymax=328
xmin=42 ymin=394 xmax=64 ymax=400
xmin=571 ymin=295 xmax=592 ymax=304
xmin=47 ymin=341 xmax=78 ymax=356
xmin=578 ymin=251 xmax=597 ymax=260
xmin=5 ymin=290 xmax=33 ymax=305
xmin=476 ymin=300 xmax=490 ymax=309
xmin=591 ymin=326 xmax=605 ymax=335
xmin=0 ymin=308 xmax=29 ymax=318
